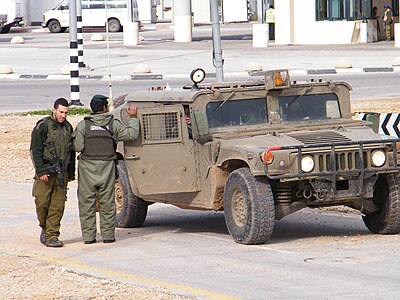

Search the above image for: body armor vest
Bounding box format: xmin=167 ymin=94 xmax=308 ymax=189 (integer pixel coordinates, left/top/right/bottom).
xmin=80 ymin=117 xmax=116 ymax=161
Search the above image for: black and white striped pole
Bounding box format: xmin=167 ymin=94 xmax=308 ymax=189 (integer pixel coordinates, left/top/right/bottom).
xmin=76 ymin=0 xmax=86 ymax=68
xmin=69 ymin=0 xmax=82 ymax=106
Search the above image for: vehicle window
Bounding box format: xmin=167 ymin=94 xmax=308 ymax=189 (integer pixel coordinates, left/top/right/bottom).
xmin=206 ymin=98 xmax=267 ymax=128
xmin=279 ymin=93 xmax=341 ymax=122
xmin=81 ymin=0 xmax=90 ymax=9
xmin=141 ymin=112 xmax=182 ymax=144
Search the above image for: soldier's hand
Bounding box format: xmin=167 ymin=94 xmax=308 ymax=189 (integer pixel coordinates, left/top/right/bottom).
xmin=127 ymin=104 xmax=138 ymax=116
xmin=39 ymin=174 xmax=49 ymax=182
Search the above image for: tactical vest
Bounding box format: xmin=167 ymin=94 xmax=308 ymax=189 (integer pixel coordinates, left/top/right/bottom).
xmin=40 ymin=116 xmax=72 ymax=163
xmin=80 ymin=117 xmax=117 ymax=161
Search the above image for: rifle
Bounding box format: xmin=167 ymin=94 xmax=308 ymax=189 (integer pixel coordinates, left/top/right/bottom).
xmin=44 ymin=140 xmax=66 ymax=193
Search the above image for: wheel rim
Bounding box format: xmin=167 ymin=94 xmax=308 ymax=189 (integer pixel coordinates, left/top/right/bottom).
xmin=231 ymin=189 xmax=247 ymax=227
xmin=115 ymin=180 xmax=123 ymax=214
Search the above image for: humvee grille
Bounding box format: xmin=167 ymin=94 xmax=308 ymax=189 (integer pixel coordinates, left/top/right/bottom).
xmin=288 ymin=131 xmax=350 ymax=145
xmin=141 ymin=112 xmax=181 ymax=144
xmin=317 ymin=151 xmax=368 ymax=172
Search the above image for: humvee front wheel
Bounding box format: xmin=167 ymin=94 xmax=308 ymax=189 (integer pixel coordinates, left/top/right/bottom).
xmin=362 ymin=173 xmax=400 ymax=234
xmin=115 ymin=160 xmax=148 ymax=228
xmin=224 ymin=168 xmax=275 ymax=245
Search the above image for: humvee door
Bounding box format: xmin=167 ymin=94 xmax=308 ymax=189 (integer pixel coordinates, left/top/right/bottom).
xmin=123 ymin=105 xmax=200 ymax=195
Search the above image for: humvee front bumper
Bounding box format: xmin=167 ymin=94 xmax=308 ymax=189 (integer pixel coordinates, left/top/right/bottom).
xmin=264 ymin=139 xmax=400 ymax=181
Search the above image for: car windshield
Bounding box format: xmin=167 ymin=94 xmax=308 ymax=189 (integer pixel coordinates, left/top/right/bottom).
xmin=206 ymin=98 xmax=267 ymax=128
xmin=279 ymin=93 xmax=341 ymax=122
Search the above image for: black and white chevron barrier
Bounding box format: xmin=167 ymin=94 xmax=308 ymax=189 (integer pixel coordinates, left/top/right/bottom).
xmin=358 ymin=113 xmax=400 ymax=138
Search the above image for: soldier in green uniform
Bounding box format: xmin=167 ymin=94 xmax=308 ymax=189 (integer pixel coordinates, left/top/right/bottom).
xmin=383 ymin=4 xmax=394 ymax=41
xmin=30 ymin=98 xmax=75 ymax=247
xmin=73 ymin=95 xmax=139 ymax=244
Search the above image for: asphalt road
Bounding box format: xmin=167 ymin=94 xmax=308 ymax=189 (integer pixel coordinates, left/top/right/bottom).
xmin=2 ymin=182 xmax=400 ymax=299
xmin=0 ymin=72 xmax=399 ymax=113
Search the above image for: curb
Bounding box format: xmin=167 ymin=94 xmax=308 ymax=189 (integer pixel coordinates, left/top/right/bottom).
xmin=0 ymin=67 xmax=398 ymax=81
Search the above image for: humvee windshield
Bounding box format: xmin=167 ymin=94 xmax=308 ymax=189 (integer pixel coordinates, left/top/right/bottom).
xmin=279 ymin=93 xmax=341 ymax=122
xmin=206 ymin=98 xmax=267 ymax=128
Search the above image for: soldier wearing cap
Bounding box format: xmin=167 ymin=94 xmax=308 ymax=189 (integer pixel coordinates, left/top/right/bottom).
xmin=383 ymin=3 xmax=394 ymax=41
xmin=72 ymin=94 xmax=139 ymax=244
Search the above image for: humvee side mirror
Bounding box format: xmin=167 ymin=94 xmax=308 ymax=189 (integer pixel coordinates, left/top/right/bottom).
xmin=191 ymin=111 xmax=210 ymax=142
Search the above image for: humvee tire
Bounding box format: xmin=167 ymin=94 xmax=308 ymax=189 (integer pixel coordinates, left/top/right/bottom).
xmin=224 ymin=167 xmax=275 ymax=244
xmin=0 ymin=26 xmax=10 ymax=34
xmin=362 ymin=173 xmax=400 ymax=234
xmin=115 ymin=160 xmax=148 ymax=228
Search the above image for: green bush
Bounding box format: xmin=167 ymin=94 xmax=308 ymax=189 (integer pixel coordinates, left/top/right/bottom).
xmin=22 ymin=107 xmax=91 ymax=116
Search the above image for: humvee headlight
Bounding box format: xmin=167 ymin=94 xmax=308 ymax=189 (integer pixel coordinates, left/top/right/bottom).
xmin=190 ymin=68 xmax=206 ymax=84
xmin=371 ymin=150 xmax=386 ymax=167
xmin=301 ymin=155 xmax=314 ymax=173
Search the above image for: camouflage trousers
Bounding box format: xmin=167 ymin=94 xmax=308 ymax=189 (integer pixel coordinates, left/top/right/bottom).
xmin=32 ymin=174 xmax=67 ymax=240
xmin=385 ymin=24 xmax=392 ymax=41
xmin=77 ymin=159 xmax=116 ymax=242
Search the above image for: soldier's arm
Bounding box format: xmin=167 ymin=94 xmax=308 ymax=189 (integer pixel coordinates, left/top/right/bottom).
xmin=30 ymin=123 xmax=48 ymax=177
xmin=113 ymin=116 xmax=140 ymax=142
xmin=72 ymin=121 xmax=85 ymax=153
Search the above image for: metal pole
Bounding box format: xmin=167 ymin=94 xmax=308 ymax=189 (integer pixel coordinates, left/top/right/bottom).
xmin=210 ymin=0 xmax=224 ymax=82
xmin=69 ymin=0 xmax=82 ymax=106
xmin=76 ymin=0 xmax=86 ymax=68
xmin=105 ymin=0 xmax=113 ymax=109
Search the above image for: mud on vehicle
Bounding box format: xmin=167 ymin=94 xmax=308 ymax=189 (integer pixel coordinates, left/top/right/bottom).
xmin=112 ymin=69 xmax=400 ymax=245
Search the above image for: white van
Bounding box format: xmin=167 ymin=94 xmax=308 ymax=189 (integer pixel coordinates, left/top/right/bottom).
xmin=42 ymin=0 xmax=138 ymax=33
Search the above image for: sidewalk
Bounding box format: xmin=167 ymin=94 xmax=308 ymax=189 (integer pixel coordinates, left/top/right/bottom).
xmin=0 ymin=23 xmax=400 ymax=80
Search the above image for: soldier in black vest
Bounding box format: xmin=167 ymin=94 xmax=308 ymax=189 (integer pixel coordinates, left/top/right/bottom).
xmin=30 ymin=98 xmax=75 ymax=247
xmin=73 ymin=94 xmax=139 ymax=244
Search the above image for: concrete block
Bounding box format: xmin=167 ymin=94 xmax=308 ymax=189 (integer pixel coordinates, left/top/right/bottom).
xmin=334 ymin=59 xmax=352 ymax=69
xmin=90 ymin=33 xmax=104 ymax=41
xmin=245 ymin=62 xmax=263 ymax=72
xmin=11 ymin=36 xmax=24 ymax=44
xmin=0 ymin=64 xmax=13 ymax=74
xmin=133 ymin=64 xmax=151 ymax=74
xmin=59 ymin=65 xmax=70 ymax=75
xmin=392 ymin=57 xmax=400 ymax=66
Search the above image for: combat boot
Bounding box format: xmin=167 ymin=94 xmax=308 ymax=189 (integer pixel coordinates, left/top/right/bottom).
xmin=40 ymin=229 xmax=46 ymax=245
xmin=46 ymin=237 xmax=64 ymax=248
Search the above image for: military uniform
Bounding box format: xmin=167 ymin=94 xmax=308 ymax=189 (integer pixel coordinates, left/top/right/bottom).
xmin=384 ymin=6 xmax=393 ymax=41
xmin=30 ymin=115 xmax=75 ymax=243
xmin=73 ymin=112 xmax=139 ymax=243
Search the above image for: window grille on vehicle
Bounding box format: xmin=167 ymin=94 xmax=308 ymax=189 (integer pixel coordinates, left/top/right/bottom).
xmin=141 ymin=112 xmax=181 ymax=144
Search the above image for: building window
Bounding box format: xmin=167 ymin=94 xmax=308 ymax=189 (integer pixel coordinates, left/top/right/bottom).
xmin=316 ymin=0 xmax=373 ymax=21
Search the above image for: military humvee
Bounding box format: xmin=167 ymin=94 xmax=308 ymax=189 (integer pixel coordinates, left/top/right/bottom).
xmin=112 ymin=69 xmax=400 ymax=245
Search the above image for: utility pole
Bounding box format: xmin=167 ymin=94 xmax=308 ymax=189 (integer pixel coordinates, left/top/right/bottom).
xmin=77 ymin=0 xmax=86 ymax=68
xmin=210 ymin=0 xmax=224 ymax=82
xmin=69 ymin=0 xmax=82 ymax=106
xmin=124 ymin=0 xmax=140 ymax=46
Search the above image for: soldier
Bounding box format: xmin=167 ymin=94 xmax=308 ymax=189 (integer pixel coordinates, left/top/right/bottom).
xmin=73 ymin=95 xmax=139 ymax=244
xmin=383 ymin=4 xmax=394 ymax=41
xmin=30 ymin=98 xmax=75 ymax=247
xmin=265 ymin=5 xmax=275 ymax=41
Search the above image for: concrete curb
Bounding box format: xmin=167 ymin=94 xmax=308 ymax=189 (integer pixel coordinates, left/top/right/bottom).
xmin=0 ymin=67 xmax=397 ymax=81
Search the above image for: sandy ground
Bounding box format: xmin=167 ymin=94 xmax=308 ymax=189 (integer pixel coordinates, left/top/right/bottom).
xmin=0 ymin=99 xmax=397 ymax=299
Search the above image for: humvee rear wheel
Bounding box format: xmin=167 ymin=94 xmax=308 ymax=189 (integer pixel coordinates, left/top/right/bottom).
xmin=224 ymin=167 xmax=275 ymax=245
xmin=115 ymin=160 xmax=148 ymax=228
xmin=362 ymin=173 xmax=400 ymax=234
